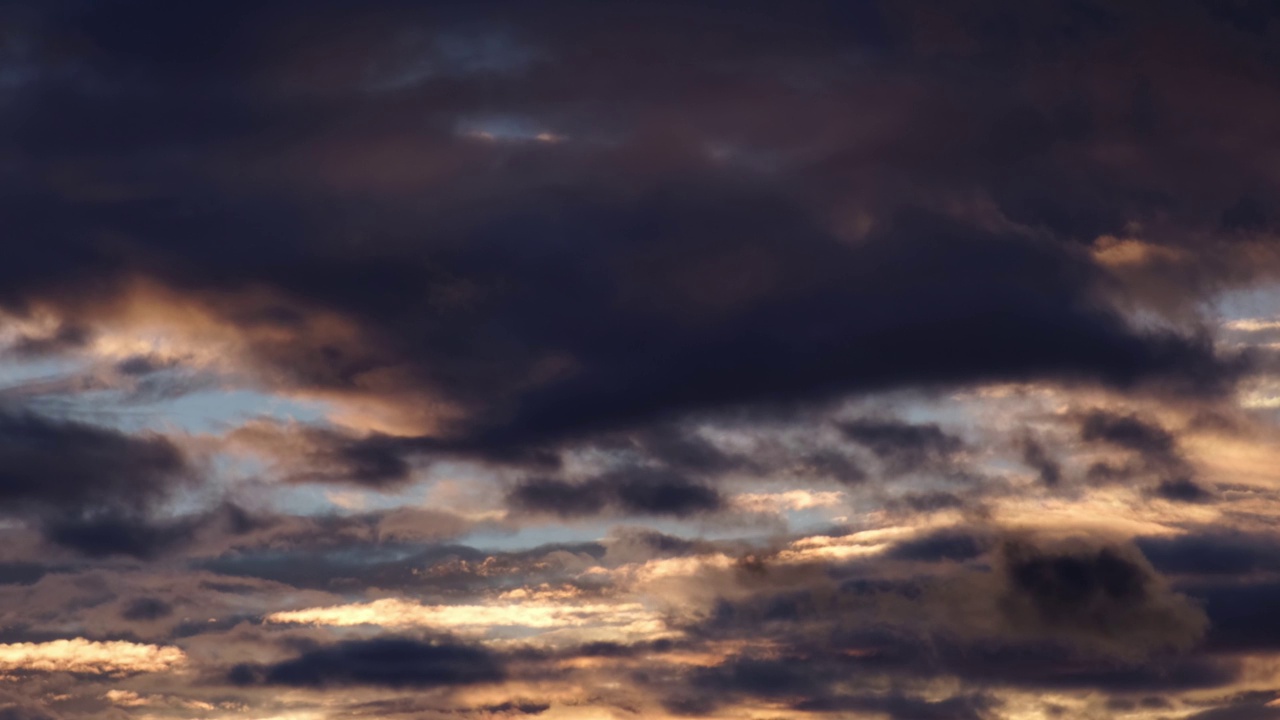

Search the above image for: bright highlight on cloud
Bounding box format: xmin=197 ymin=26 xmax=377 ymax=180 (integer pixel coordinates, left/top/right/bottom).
xmin=0 ymin=639 xmax=186 ymax=676
xmin=266 ymin=594 xmax=670 ymax=643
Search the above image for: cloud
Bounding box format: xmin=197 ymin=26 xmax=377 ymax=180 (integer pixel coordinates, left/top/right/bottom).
xmin=0 ymin=409 xmax=188 ymax=517
xmin=795 ymin=692 xmax=999 ymax=720
xmin=1138 ymin=531 xmax=1280 ymax=577
xmin=1183 ymin=695 xmax=1280 ymax=720
xmin=1 ymin=0 xmax=1280 ymax=717
xmin=0 ymin=638 xmax=185 ymax=676
xmin=508 ymin=468 xmax=723 ymax=518
xmin=0 ymin=708 xmax=58 ymax=720
xmin=120 ymin=597 xmax=173 ymax=621
xmin=1080 ymin=409 xmax=1181 ymax=460
xmin=0 ymin=564 xmax=45 ymax=586
xmin=43 ymin=512 xmax=203 ymax=558
xmin=887 ymin=528 xmax=990 ymax=563
xmin=265 ymin=594 xmax=668 ymax=643
xmin=1186 ymin=580 xmax=1280 ymax=653
xmin=839 ymin=417 xmax=965 ymax=476
xmin=998 ymin=539 xmax=1208 ymax=654
xmin=228 ymin=637 xmax=504 ymax=689
xmin=1019 ymin=435 xmax=1062 ymax=486
xmin=1078 ymin=409 xmax=1212 ymax=501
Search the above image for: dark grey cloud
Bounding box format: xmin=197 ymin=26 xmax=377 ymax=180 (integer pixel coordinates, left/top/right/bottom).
xmin=887 ymin=528 xmax=990 ymax=563
xmin=120 ymin=597 xmax=173 ymax=621
xmin=1078 ymin=409 xmax=1211 ymax=501
xmin=0 ymin=0 xmax=1279 ymax=715
xmin=795 ymin=692 xmax=999 ymax=720
xmin=201 ymin=536 xmax=606 ymax=594
xmin=1080 ymin=410 xmax=1180 ymax=458
xmin=0 ymin=0 xmax=1264 ymax=496
xmin=889 ymin=491 xmax=969 ymax=514
xmin=509 ymin=468 xmax=723 ymax=518
xmin=228 ymin=637 xmax=506 ymax=689
xmin=1155 ymin=477 xmax=1213 ymax=503
xmin=6 ymin=323 xmax=91 ymax=359
xmin=1183 ymin=580 xmax=1280 ymax=653
xmin=0 ymin=707 xmax=58 ymax=720
xmin=474 ymin=702 xmax=551 ymax=716
xmin=0 ymin=563 xmax=47 ymax=586
xmin=1139 ymin=531 xmax=1280 ymax=577
xmin=0 ymin=410 xmax=188 ymax=516
xmin=295 ymin=429 xmax=414 ymax=488
xmin=839 ymin=418 xmax=965 ymax=476
xmin=0 ymin=408 xmax=195 ymax=558
xmin=44 ymin=512 xmax=202 ymax=559
xmin=1019 ymin=436 xmax=1062 ymax=486
xmin=999 ymin=540 xmax=1207 ymax=651
xmin=679 ymin=534 xmax=1214 ymax=704
xmin=665 ymin=649 xmax=1000 ymax=716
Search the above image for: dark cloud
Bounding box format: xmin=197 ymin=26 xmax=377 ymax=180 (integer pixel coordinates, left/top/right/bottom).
xmin=0 ymin=707 xmax=58 ymax=720
xmin=0 ymin=191 xmax=1247 ymax=474
xmin=667 ymin=631 xmax=1238 ymax=711
xmin=0 ymin=563 xmax=47 ymax=586
xmin=887 ymin=528 xmax=990 ymax=563
xmin=201 ymin=536 xmax=605 ymax=594
xmin=0 ymin=0 xmax=1261 ymax=487
xmin=475 ymin=702 xmax=551 ymax=716
xmin=0 ymin=408 xmax=194 ymax=557
xmin=113 ymin=354 xmax=170 ymax=376
xmin=795 ymin=692 xmax=999 ymax=720
xmin=228 ymin=637 xmax=505 ymax=689
xmin=686 ymin=654 xmax=828 ymax=702
xmin=889 ymin=491 xmax=969 ymax=513
xmin=303 ymin=430 xmax=413 ymax=488
xmin=1019 ymin=436 xmax=1062 ymax=486
xmin=1154 ymin=477 xmax=1213 ymax=503
xmin=6 ymin=323 xmax=91 ymax=358
xmin=1005 ymin=543 xmax=1147 ymax=612
xmin=0 ymin=0 xmax=1279 ymax=714
xmin=612 ymin=426 xmax=748 ymax=476
xmin=1080 ymin=410 xmax=1179 ymax=459
xmin=1078 ymin=410 xmax=1206 ymax=499
xmin=999 ymin=540 xmax=1207 ymax=652
xmin=509 ymin=468 xmax=723 ymax=517
xmin=120 ymin=597 xmax=174 ymax=621
xmin=44 ymin=513 xmax=202 ymax=559
xmin=0 ymin=410 xmax=188 ymax=516
xmin=682 ymin=534 xmax=1216 ymax=703
xmin=1185 ymin=580 xmax=1280 ymax=653
xmin=1138 ymin=531 xmax=1280 ymax=577
xmin=839 ymin=418 xmax=965 ymax=476
xmin=390 ymin=206 xmax=1239 ymax=458
xmin=933 ymin=640 xmax=1239 ymax=692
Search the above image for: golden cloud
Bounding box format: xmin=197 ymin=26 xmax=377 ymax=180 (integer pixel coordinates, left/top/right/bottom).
xmin=0 ymin=638 xmax=186 ymax=676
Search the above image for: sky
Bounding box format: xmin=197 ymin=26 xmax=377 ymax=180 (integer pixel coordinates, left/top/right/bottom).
xmin=4 ymin=0 xmax=1280 ymax=718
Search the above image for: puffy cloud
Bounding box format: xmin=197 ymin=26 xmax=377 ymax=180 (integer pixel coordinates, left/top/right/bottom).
xmin=998 ymin=539 xmax=1208 ymax=656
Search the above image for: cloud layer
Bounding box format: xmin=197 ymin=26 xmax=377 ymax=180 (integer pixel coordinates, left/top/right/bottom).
xmin=3 ymin=0 xmax=1280 ymax=718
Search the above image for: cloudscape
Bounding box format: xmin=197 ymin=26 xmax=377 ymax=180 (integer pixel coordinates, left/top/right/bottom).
xmin=4 ymin=1 xmax=1280 ymax=718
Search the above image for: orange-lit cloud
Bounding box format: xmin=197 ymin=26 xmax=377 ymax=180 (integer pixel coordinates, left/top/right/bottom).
xmin=0 ymin=639 xmax=185 ymax=676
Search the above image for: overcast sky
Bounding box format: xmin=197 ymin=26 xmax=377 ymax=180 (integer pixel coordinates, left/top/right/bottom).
xmin=4 ymin=1 xmax=1280 ymax=719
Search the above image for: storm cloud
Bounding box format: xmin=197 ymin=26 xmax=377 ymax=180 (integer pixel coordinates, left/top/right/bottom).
xmin=1 ymin=0 xmax=1279 ymax=717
